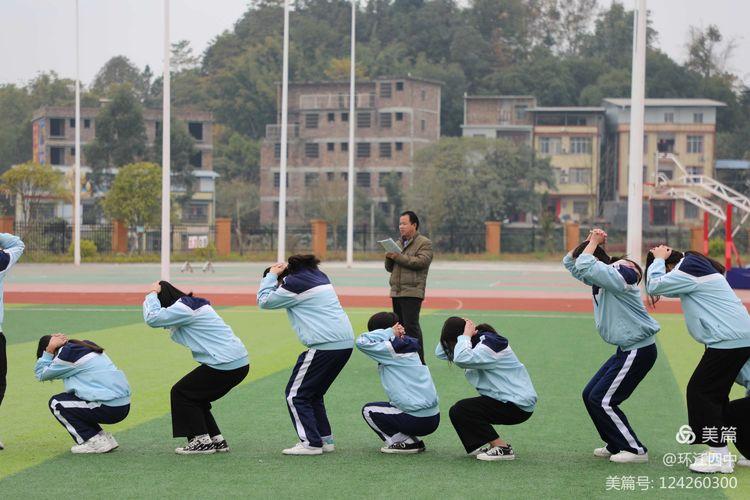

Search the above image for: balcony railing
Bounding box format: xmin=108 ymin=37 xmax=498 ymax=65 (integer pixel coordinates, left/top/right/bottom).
xmin=299 ymin=93 xmax=375 ymax=110
xmin=266 ymin=124 xmax=300 ymax=140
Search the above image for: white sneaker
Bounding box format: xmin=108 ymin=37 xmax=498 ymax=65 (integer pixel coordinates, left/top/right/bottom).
xmin=736 ymin=455 xmax=750 ymax=467
xmin=175 ymin=436 xmax=216 ymax=455
xmin=609 ymin=451 xmax=648 ymax=463
xmin=322 ymin=442 xmax=335 ymax=453
xmin=476 ymin=444 xmax=515 ymax=461
xmin=71 ymin=433 xmax=115 ymax=454
xmin=594 ymin=446 xmax=612 ymax=458
xmin=282 ymin=442 xmax=323 ymax=455
xmin=468 ymin=445 xmax=489 ymax=457
xmin=689 ymin=451 xmax=734 ymax=474
xmin=104 ymin=432 xmax=118 ymax=450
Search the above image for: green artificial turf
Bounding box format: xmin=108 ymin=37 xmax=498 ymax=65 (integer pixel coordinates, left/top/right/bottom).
xmin=0 ymin=306 xmax=747 ymax=498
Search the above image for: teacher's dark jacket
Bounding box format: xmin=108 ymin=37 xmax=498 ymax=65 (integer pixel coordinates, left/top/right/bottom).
xmin=385 ymin=232 xmax=433 ymax=299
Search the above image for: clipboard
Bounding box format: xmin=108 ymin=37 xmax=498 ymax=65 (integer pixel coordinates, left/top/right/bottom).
xmin=378 ymin=238 xmax=402 ymax=254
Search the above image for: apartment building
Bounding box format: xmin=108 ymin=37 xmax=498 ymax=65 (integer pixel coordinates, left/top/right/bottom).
xmin=602 ymin=98 xmax=725 ymax=226
xmin=259 ymin=76 xmax=442 ymax=225
xmin=529 ymin=107 xmax=605 ymax=222
xmin=461 ymin=95 xmax=536 ymax=144
xmin=30 ymin=106 xmax=217 ymax=230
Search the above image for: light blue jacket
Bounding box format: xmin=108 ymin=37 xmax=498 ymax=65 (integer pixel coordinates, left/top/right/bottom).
xmin=35 ymin=342 xmax=130 ymax=406
xmin=257 ymin=268 xmax=354 ymax=350
xmin=356 ymin=328 xmax=439 ymax=417
xmin=564 ymin=253 xmax=660 ymax=350
xmin=0 ymin=233 xmax=25 ymax=331
xmin=435 ymin=332 xmax=537 ymax=412
xmin=646 ymin=255 xmax=750 ymax=349
xmin=143 ymin=293 xmax=249 ymax=370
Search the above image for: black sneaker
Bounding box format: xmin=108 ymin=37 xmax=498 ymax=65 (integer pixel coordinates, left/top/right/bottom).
xmin=213 ymin=439 xmax=230 ymax=453
xmin=175 ymin=437 xmax=216 ymax=455
xmin=380 ymin=440 xmax=426 ymax=454
xmin=476 ymin=444 xmax=515 ymax=461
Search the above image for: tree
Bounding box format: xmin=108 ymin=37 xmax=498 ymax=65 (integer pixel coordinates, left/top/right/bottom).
xmin=303 ymin=176 xmax=370 ymax=248
xmin=215 ymin=179 xmax=259 ymax=254
xmin=171 ymin=40 xmax=201 ymax=72
xmin=102 ymin=162 xmax=162 ymax=252
xmin=324 ymin=58 xmax=368 ymax=80
xmin=150 ymin=119 xmax=197 ymax=198
xmin=686 ymin=24 xmax=736 ymax=79
xmin=0 ymin=162 xmax=67 ymax=222
xmin=213 ymin=131 xmax=261 ymax=182
xmin=85 ymin=86 xmax=148 ymax=192
xmin=91 ymin=56 xmax=148 ymax=100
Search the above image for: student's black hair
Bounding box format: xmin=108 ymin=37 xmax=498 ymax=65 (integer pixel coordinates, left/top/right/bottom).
xmin=400 ymin=211 xmax=420 ymax=230
xmin=286 ymin=254 xmax=321 ymax=274
xmin=36 ymin=335 xmax=103 ymax=359
xmin=644 ymin=249 xmax=725 ymax=306
xmin=475 ymin=323 xmax=497 ymax=334
xmin=157 ymin=280 xmax=193 ymax=308
xmin=571 ymin=240 xmax=613 ymax=263
xmin=440 ymin=316 xmax=466 ymax=362
xmin=367 ymin=311 xmax=400 ymax=331
xmin=263 ymin=266 xmax=290 ymax=282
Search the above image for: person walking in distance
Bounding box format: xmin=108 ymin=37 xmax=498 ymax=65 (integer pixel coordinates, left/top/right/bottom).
xmin=385 ymin=211 xmax=433 ymax=363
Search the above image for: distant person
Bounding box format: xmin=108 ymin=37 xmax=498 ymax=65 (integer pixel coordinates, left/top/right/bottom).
xmin=0 ymin=231 xmax=24 ymax=450
xmin=257 ymin=255 xmax=354 ymax=456
xmin=356 ymin=312 xmax=440 ymax=454
xmin=35 ymin=334 xmax=130 ymax=454
xmin=144 ymin=281 xmax=249 ymax=455
xmin=384 ymin=211 xmax=433 ymax=363
xmin=563 ymin=229 xmax=659 ymax=464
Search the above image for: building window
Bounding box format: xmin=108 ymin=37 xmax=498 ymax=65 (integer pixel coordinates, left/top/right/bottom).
xmin=341 ymin=112 xmax=349 ymax=122
xmin=395 ymin=142 xmax=403 ymax=151
xmin=421 ymin=90 xmax=426 ymax=100
xmin=357 ymin=143 xmax=371 ymax=158
xmin=273 ymin=172 xmax=288 ymax=188
xmin=693 ymin=113 xmax=703 ymax=124
xmin=327 ymin=142 xmax=335 ymax=152
xmin=274 ymin=143 xmax=281 ymax=158
xmin=326 ymin=172 xmax=335 ymax=181
xmin=567 ymin=115 xmax=587 ymax=126
xmin=553 ymin=168 xmax=565 ymax=185
xmin=69 ymin=118 xmax=76 ymax=128
xmin=356 ymin=172 xmax=371 ymax=187
xmin=70 ymin=147 xmax=76 ymax=157
xmin=379 ymin=143 xmax=392 ymax=158
xmin=305 ymin=114 xmax=319 ymax=129
xmin=188 ymin=122 xmax=204 ymax=140
xmin=305 ymin=143 xmax=319 ymax=158
xmin=341 ymin=172 xmax=348 ymax=181
xmin=357 ymin=112 xmax=371 ymax=128
xmin=190 ymin=151 xmax=202 ymax=168
xmin=686 ymin=166 xmax=703 ymax=183
xmin=569 ymin=168 xmax=591 ymax=185
xmin=184 ymin=202 xmax=209 ymax=223
xmin=50 ymin=147 xmax=65 ymax=165
xmin=380 ymin=82 xmax=392 ymax=98
xmin=684 ymin=203 xmax=699 ymax=219
xmin=395 ymin=112 xmax=404 ymax=121
xmin=84 ymin=119 xmax=91 ymax=128
xmin=664 ymin=112 xmax=674 ymax=123
xmin=515 ymin=105 xmax=528 ymax=121
xmin=50 ymin=118 xmax=65 ymax=137
xmin=155 ymin=121 xmax=162 ymax=137
xmin=573 ymin=201 xmax=589 ymax=216
xmin=539 ymin=137 xmax=562 ymax=155
xmin=305 ymin=173 xmax=319 ymax=187
xmin=379 ymin=113 xmax=392 ymax=128
xmin=570 ymin=137 xmax=592 ymax=154
xmin=420 ymin=119 xmax=426 ymax=131
xmin=327 ymin=112 xmax=335 ymax=122
xmin=396 ymin=81 xmax=404 ymax=91
xmin=687 ymin=135 xmax=704 ymax=154
xmin=341 ymin=142 xmax=349 ymax=152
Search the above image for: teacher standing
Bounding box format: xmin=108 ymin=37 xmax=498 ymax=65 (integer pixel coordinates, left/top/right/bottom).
xmin=385 ymin=211 xmax=433 ymax=364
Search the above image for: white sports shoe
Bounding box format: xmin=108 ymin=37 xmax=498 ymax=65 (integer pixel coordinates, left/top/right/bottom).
xmin=468 ymin=446 xmax=489 ymax=457
xmin=609 ymin=451 xmax=648 ymax=463
xmin=476 ymin=444 xmax=515 ymax=461
xmin=322 ymin=436 xmax=335 ymax=453
xmin=71 ymin=433 xmax=115 ymax=454
xmin=736 ymin=456 xmax=750 ymax=467
xmin=0 ymin=439 xmax=4 ymax=450
xmin=594 ymin=446 xmax=612 ymax=458
xmin=689 ymin=451 xmax=734 ymax=474
xmin=282 ymin=442 xmax=323 ymax=455
xmin=104 ymin=432 xmax=119 ymax=450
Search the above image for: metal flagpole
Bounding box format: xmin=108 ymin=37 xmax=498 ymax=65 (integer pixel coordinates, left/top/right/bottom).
xmin=277 ymin=0 xmax=290 ymax=262
xmin=161 ymin=0 xmax=171 ymax=280
xmin=626 ymin=0 xmax=647 ymax=262
xmin=345 ymin=0 xmax=356 ymax=267
xmin=73 ymin=0 xmax=81 ymax=266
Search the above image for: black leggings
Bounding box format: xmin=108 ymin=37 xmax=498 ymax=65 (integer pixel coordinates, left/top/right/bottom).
xmin=687 ymin=346 xmax=750 ymax=445
xmin=170 ymin=363 xmax=249 ymax=439
xmin=448 ymin=395 xmax=532 ymax=453
xmin=0 ymin=332 xmax=6 ymax=407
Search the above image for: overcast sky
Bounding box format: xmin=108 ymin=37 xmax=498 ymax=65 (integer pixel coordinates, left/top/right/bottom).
xmin=0 ymin=0 xmax=748 ymax=86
